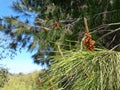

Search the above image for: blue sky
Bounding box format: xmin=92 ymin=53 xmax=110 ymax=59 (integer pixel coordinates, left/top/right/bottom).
xmin=0 ymin=0 xmax=15 ymax=17
xmin=0 ymin=0 xmax=42 ymax=74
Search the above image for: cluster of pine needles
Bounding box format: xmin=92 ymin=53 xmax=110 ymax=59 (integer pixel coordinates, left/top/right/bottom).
xmin=38 ymin=18 xmax=120 ymax=90
xmin=40 ymin=49 xmax=120 ymax=90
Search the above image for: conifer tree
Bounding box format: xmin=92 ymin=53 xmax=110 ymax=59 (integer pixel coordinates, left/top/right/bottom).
xmin=0 ymin=1 xmax=120 ymax=89
xmin=0 ymin=0 xmax=120 ymax=64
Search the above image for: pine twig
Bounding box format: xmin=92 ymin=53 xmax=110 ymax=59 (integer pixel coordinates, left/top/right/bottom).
xmin=84 ymin=17 xmax=89 ymax=33
xmin=80 ymin=17 xmax=89 ymax=52
xmin=57 ymin=42 xmax=65 ymax=60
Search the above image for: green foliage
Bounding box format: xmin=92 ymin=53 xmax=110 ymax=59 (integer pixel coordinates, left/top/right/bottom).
xmin=1 ymin=0 xmax=120 ymax=64
xmin=1 ymin=71 xmax=40 ymax=90
xmin=0 ymin=67 xmax=9 ymax=87
xmin=41 ymin=50 xmax=120 ymax=90
xmin=0 ymin=1 xmax=120 ymax=90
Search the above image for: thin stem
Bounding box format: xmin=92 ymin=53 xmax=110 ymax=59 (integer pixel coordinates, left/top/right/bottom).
xmin=84 ymin=17 xmax=89 ymax=33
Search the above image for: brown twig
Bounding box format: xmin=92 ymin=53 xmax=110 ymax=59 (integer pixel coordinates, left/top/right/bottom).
xmin=84 ymin=17 xmax=89 ymax=33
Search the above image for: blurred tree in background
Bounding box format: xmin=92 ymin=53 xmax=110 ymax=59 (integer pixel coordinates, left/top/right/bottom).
xmin=0 ymin=0 xmax=120 ymax=64
xmin=0 ymin=67 xmax=9 ymax=87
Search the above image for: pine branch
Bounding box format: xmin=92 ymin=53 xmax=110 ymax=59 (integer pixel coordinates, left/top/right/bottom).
xmin=98 ymin=27 xmax=120 ymax=40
